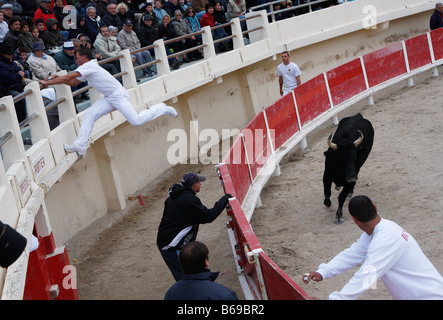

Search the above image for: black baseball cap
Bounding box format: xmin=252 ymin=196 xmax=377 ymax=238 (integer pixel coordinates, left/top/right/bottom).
xmin=181 ymin=172 xmax=206 ymax=187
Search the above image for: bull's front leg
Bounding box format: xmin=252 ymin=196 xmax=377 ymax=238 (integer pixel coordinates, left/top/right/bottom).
xmin=335 ymin=183 xmax=355 ymax=224
xmin=323 ymin=173 xmax=332 ymax=207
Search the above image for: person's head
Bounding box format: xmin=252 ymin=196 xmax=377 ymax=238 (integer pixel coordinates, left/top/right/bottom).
xmin=116 ymin=2 xmax=128 ymax=15
xmin=0 ymin=12 xmax=4 ymax=22
xmin=162 ymin=14 xmax=170 ymax=25
xmin=348 ymin=195 xmax=378 ymax=223
xmin=185 ymin=6 xmax=194 ymax=17
xmin=281 ymin=51 xmax=290 ymax=64
xmin=30 ymin=26 xmax=40 ymax=39
xmin=18 ymin=47 xmax=28 ymax=61
xmin=107 ymin=3 xmax=117 ymax=15
xmin=205 ymin=2 xmax=214 ymax=14
xmin=155 ymin=0 xmax=163 ymax=8
xmin=71 ymin=38 xmax=81 ymax=51
xmin=179 ymin=241 xmax=209 ymax=274
xmin=170 ymin=0 xmax=178 ymax=5
xmin=99 ymin=24 xmax=110 ymax=37
xmin=20 ymin=21 xmax=29 ymax=34
xmin=123 ymin=19 xmax=133 ymax=32
xmin=145 ymin=2 xmax=153 ymax=13
xmin=86 ymin=6 xmax=97 ymax=18
xmin=75 ymin=46 xmax=93 ymax=65
xmin=55 ymin=0 xmax=64 ymax=8
xmin=63 ymin=41 xmax=75 ymax=56
xmin=0 ymin=43 xmax=13 ymax=60
xmin=174 ymin=9 xmax=183 ymax=20
xmin=9 ymin=16 xmax=21 ymax=32
xmin=143 ymin=14 xmax=153 ymax=26
xmin=214 ymin=1 xmax=223 ymax=11
xmin=36 ymin=19 xmax=46 ymax=31
xmin=1 ymin=4 xmax=13 ymax=17
xmin=40 ymin=0 xmax=51 ymax=9
xmin=32 ymin=41 xmax=46 ymax=58
xmin=109 ymin=25 xmax=118 ymax=36
xmin=436 ymin=2 xmax=443 ymax=13
xmin=181 ymin=172 xmax=206 ymax=193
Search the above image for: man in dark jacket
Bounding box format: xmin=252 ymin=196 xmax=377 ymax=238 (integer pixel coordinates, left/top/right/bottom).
xmin=102 ymin=2 xmax=123 ymax=30
xmin=0 ymin=43 xmax=27 ymax=122
xmin=164 ymin=241 xmax=238 ymax=300
xmin=157 ymin=172 xmax=231 ymax=281
xmin=430 ymin=2 xmax=443 ymax=30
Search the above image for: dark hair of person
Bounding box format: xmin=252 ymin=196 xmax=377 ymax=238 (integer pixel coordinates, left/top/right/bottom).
xmin=179 ymin=241 xmax=209 ymax=274
xmin=348 ymin=195 xmax=377 ymax=223
xmin=76 ymin=46 xmax=93 ymax=60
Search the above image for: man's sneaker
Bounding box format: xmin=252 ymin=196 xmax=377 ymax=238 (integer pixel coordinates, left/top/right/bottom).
xmin=64 ymin=144 xmax=86 ymax=157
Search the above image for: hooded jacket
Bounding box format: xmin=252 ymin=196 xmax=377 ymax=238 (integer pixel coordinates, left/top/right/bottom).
xmin=157 ymin=183 xmax=231 ymax=251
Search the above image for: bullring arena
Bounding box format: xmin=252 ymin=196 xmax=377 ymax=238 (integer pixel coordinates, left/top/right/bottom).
xmin=1 ymin=0 xmax=442 ymax=300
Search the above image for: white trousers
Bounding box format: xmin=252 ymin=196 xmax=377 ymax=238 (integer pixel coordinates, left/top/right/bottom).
xmin=74 ymin=91 xmax=168 ymax=149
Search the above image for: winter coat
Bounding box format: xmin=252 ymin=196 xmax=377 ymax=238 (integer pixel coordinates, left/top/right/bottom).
xmin=27 ymin=52 xmax=61 ymax=80
xmin=53 ymin=49 xmax=78 ymax=71
xmin=164 ymin=271 xmax=239 ymax=300
xmin=40 ymin=18 xmax=65 ymax=48
xmin=0 ymin=55 xmax=25 ymax=92
xmin=117 ymin=29 xmax=141 ymax=51
xmin=156 ymin=183 xmax=230 ymax=251
xmin=102 ymin=12 xmax=123 ymax=30
xmin=33 ymin=6 xmax=56 ymax=28
xmin=136 ymin=23 xmax=158 ymax=47
xmin=93 ymin=33 xmax=121 ymax=59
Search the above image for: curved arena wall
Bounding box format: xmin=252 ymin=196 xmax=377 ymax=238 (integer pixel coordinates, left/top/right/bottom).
xmin=215 ymin=27 xmax=443 ymax=299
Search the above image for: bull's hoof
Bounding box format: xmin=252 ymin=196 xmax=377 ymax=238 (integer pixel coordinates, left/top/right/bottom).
xmin=335 ymin=216 xmax=344 ymax=224
xmin=324 ymin=199 xmax=331 ymax=207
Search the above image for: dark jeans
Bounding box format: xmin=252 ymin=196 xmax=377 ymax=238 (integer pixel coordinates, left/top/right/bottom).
xmin=160 ymin=249 xmax=182 ymax=281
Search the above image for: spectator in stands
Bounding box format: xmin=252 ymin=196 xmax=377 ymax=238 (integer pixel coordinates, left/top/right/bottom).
xmin=68 ymin=13 xmax=89 ymax=39
xmin=0 ymin=11 xmax=9 ymax=43
xmin=164 ymin=241 xmax=239 ymax=300
xmin=3 ymin=16 xmax=21 ymax=50
xmin=213 ymin=1 xmax=230 ymax=35
xmin=13 ymin=47 xmax=32 ymax=80
xmin=1 ymin=4 xmax=13 ymax=25
xmin=190 ymin=0 xmax=208 ymax=19
xmin=39 ymin=46 xmax=178 ymax=157
xmin=17 ymin=0 xmax=39 ymax=21
xmin=0 ymin=42 xmax=27 ymax=122
xmin=184 ymin=6 xmax=201 ymax=43
xmin=86 ymin=0 xmax=107 ymax=18
xmin=200 ymin=3 xmax=231 ymax=52
xmin=117 ymin=18 xmax=155 ymax=77
xmin=158 ymin=14 xmax=188 ymax=62
xmin=30 ymin=26 xmax=42 ymax=44
xmin=137 ymin=14 xmax=182 ymax=70
xmin=430 ymin=2 xmax=443 ymax=30
xmin=116 ymin=2 xmax=136 ymax=30
xmin=153 ymin=0 xmax=168 ymax=22
xmin=40 ymin=18 xmax=65 ymax=49
xmin=27 ymin=41 xmax=61 ymax=80
xmin=93 ymin=24 xmax=121 ymax=72
xmin=53 ymin=0 xmax=68 ymax=31
xmin=157 ymin=172 xmax=231 ymax=281
xmin=35 ymin=18 xmax=46 ymax=38
xmin=2 ymin=0 xmax=22 ymax=16
xmin=102 ymin=2 xmax=123 ymax=30
xmin=140 ymin=2 xmax=159 ymax=28
xmin=226 ymin=0 xmax=245 ymax=30
xmin=84 ymin=6 xmax=104 ymax=42
xmin=33 ymin=0 xmax=56 ymax=29
xmin=163 ymin=0 xmax=184 ymax=17
xmin=277 ymin=50 xmax=301 ymax=96
xmin=17 ymin=20 xmax=34 ymax=52
xmin=171 ymin=9 xmax=202 ymax=61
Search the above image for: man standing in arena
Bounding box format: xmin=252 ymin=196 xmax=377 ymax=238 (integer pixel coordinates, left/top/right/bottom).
xmin=277 ymin=50 xmax=302 ymax=96
xmin=157 ymin=172 xmax=231 ymax=281
xmin=39 ymin=46 xmax=177 ymax=157
xmin=303 ymin=195 xmax=443 ymax=299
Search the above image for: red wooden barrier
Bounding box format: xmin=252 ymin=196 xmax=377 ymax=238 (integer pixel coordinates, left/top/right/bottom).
xmin=405 ymin=34 xmax=432 ymax=70
xmin=326 ymin=58 xmax=367 ymax=106
xmin=430 ymin=27 xmax=443 ymax=61
xmin=265 ymin=93 xmax=300 ymax=150
xmin=294 ymin=74 xmax=331 ymax=126
xmin=363 ymin=42 xmax=407 ymax=87
xmin=259 ymin=252 xmax=310 ymax=300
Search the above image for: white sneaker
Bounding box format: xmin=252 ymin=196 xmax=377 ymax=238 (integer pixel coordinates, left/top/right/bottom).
xmin=64 ymin=144 xmax=86 ymax=157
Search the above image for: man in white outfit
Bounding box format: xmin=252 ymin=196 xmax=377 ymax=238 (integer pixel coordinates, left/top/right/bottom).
xmin=303 ymin=195 xmax=443 ymax=300
xmin=277 ymin=51 xmax=302 ymax=96
xmin=39 ymin=46 xmax=177 ymax=157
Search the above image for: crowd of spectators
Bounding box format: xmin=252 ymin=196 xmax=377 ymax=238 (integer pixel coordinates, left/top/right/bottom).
xmin=0 ymin=0 xmax=345 ymax=127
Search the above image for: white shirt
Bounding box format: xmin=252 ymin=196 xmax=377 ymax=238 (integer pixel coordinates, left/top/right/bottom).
xmin=317 ymin=218 xmax=443 ymax=300
xmin=277 ymin=61 xmax=301 ymax=94
xmin=75 ymin=59 xmax=124 ymax=98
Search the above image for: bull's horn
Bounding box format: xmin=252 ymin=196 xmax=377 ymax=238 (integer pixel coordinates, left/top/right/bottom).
xmin=328 ymin=133 xmax=337 ymax=150
xmin=354 ymin=130 xmax=364 ymax=147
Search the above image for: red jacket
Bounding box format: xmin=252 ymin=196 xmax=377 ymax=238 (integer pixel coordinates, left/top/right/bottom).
xmin=33 ymin=7 xmax=57 ymax=29
xmin=200 ymin=12 xmax=216 ymax=28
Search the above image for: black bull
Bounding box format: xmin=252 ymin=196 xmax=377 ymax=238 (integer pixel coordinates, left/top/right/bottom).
xmin=323 ymin=113 xmax=374 ymax=224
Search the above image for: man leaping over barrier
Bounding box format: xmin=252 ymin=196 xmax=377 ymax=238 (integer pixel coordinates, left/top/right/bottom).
xmin=39 ymin=46 xmax=178 ymax=157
